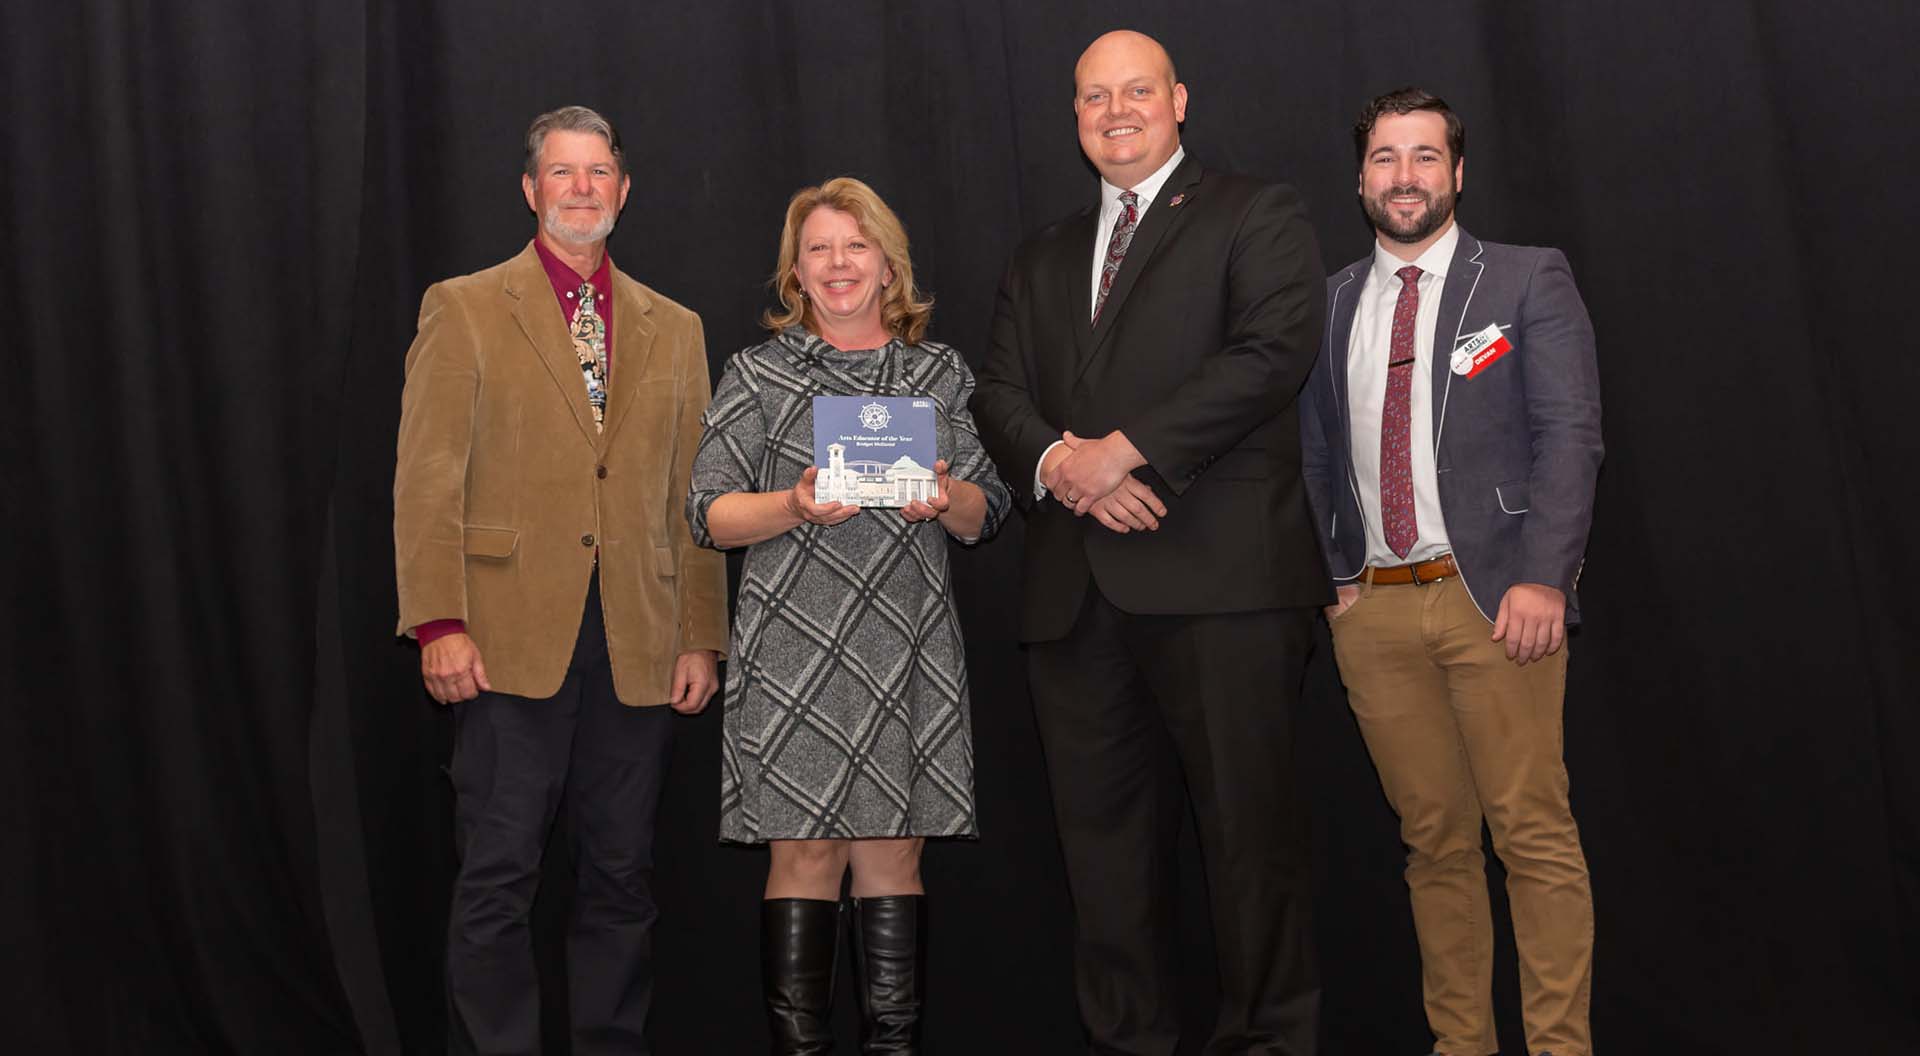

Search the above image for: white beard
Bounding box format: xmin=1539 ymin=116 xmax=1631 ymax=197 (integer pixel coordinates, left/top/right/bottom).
xmin=543 ymin=203 xmax=616 ymax=246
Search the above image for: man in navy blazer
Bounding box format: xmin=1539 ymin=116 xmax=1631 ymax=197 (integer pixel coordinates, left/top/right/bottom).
xmin=1299 ymin=88 xmax=1602 ymax=1056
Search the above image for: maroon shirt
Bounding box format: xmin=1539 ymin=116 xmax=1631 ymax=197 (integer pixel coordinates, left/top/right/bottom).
xmin=416 ymin=240 xmax=616 ymax=648
xmin=532 ymin=236 xmax=615 ymax=374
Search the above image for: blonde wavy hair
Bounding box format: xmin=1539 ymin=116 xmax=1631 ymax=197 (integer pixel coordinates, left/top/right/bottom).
xmin=763 ymin=177 xmax=934 ymax=345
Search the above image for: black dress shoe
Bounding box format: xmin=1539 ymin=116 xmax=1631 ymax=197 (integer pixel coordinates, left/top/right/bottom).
xmin=762 ymin=898 xmax=843 ymax=1055
xmin=852 ymin=895 xmax=925 ymax=1054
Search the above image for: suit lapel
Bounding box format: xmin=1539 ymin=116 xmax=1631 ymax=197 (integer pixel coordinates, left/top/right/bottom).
xmin=505 ymin=244 xmax=597 ymax=445
xmin=1326 ymin=261 xmax=1366 ymax=438
xmin=1077 ymin=155 xmax=1204 ymax=379
xmin=596 ymin=270 xmax=658 ymax=451
xmin=1066 ymin=209 xmax=1097 ymax=367
xmin=1430 ymin=227 xmax=1484 ymax=448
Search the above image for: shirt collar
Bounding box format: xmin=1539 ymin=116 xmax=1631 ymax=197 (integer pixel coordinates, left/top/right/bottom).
xmin=1100 ymin=145 xmax=1186 ymax=216
xmin=1369 ymin=219 xmax=1459 ymax=287
xmin=532 ymin=237 xmax=614 ymax=308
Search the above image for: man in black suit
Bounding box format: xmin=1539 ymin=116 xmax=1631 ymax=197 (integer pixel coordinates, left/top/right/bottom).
xmin=971 ymin=29 xmax=1329 ymax=1055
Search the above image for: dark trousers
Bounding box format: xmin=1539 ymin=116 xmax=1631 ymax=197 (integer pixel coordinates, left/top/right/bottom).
xmin=1028 ymin=586 xmax=1319 ymax=1056
xmin=446 ymin=573 xmax=676 ymax=1056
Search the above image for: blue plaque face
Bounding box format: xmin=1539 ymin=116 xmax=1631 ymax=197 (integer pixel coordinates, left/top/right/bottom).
xmin=812 ymin=395 xmax=939 ymax=508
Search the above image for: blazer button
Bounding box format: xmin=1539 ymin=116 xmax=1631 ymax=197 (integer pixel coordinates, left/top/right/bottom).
xmin=581 ymin=533 xmax=596 ymax=547
xmin=596 ymin=465 xmax=607 ymax=479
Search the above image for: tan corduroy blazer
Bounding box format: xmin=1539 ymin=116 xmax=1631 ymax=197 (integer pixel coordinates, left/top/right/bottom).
xmin=394 ymin=242 xmax=729 ymax=705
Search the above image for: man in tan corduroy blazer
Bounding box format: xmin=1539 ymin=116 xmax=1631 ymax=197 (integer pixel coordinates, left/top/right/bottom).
xmin=393 ymin=105 xmax=728 ymax=1053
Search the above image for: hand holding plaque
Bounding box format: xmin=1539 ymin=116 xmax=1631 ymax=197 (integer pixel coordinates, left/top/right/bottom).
xmin=812 ymin=395 xmax=939 ymax=508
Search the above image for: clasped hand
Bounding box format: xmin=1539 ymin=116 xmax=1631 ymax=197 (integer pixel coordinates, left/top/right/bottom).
xmin=1043 ymin=430 xmax=1165 ymax=533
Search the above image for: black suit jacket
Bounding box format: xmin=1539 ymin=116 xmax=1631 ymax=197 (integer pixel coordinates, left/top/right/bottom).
xmin=972 ymin=155 xmax=1331 ymax=642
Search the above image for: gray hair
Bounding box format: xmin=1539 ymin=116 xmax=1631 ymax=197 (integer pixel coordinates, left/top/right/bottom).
xmin=523 ymin=106 xmax=626 ymax=180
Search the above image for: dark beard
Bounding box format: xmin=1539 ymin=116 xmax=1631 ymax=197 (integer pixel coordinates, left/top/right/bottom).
xmin=1362 ymin=183 xmax=1456 ymax=244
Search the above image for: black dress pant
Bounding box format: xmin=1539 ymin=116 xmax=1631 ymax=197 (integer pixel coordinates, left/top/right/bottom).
xmin=446 ymin=573 xmax=676 ymax=1056
xmin=1028 ymin=585 xmax=1319 ymax=1056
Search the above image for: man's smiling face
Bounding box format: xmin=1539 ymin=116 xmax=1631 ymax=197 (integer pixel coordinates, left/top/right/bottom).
xmin=522 ymin=129 xmax=630 ymax=247
xmin=1073 ymin=31 xmax=1187 ymax=189
xmin=1359 ymin=110 xmax=1463 ymax=247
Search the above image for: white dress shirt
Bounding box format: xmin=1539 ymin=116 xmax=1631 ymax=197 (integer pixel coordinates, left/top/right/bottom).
xmin=1347 ymin=221 xmax=1458 ymax=567
xmin=1035 ymin=147 xmax=1189 ymax=499
xmin=1087 ymin=146 xmax=1186 ymax=316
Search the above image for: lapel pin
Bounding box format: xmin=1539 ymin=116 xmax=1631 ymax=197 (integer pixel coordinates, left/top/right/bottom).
xmin=1168 ymin=193 xmax=1187 ymax=207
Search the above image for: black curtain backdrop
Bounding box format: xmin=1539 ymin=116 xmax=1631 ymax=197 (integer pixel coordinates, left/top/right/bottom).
xmin=6 ymin=2 xmax=1916 ymax=1053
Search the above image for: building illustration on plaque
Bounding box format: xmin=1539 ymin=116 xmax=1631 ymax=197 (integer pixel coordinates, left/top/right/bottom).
xmin=812 ymin=395 xmax=938 ymax=507
xmin=817 ymin=442 xmax=938 ymax=506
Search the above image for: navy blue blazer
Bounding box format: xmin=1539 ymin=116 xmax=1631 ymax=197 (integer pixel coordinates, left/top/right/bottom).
xmin=1299 ymin=227 xmax=1602 ymax=623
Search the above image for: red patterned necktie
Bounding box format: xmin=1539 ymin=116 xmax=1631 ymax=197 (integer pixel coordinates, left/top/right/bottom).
xmin=1092 ymin=189 xmax=1140 ymax=325
xmin=1381 ymin=264 xmax=1423 ymax=559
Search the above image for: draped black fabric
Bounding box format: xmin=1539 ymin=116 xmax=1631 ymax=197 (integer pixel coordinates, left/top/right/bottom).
xmin=1 ymin=2 xmax=367 ymax=1051
xmin=5 ymin=1 xmax=1916 ymax=1053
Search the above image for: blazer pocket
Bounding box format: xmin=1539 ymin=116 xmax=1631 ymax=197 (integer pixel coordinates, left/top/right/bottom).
xmin=653 ymin=544 xmax=676 ymax=577
xmin=1495 ymin=482 xmax=1529 ymax=515
xmin=463 ymin=525 xmax=520 ymax=558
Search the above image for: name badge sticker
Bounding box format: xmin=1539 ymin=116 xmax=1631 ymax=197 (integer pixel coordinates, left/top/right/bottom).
xmin=1451 ymin=323 xmax=1512 ymax=378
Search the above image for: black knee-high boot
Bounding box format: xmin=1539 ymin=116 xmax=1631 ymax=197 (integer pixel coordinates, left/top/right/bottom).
xmin=852 ymin=895 xmax=925 ymax=1054
xmin=762 ymin=897 xmax=842 ymax=1055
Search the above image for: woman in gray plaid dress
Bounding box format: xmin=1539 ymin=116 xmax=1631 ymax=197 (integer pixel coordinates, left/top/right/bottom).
xmin=686 ymin=177 xmax=1009 ymax=1054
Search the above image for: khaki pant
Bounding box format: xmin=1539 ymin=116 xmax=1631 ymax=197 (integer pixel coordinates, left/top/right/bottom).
xmin=1329 ymin=572 xmax=1593 ymax=1056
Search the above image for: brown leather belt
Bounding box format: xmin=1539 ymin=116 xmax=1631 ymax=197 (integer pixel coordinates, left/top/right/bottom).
xmin=1364 ymin=553 xmax=1458 ymax=585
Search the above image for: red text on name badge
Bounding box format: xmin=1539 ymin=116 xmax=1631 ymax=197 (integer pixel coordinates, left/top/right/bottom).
xmin=1452 ymin=323 xmax=1512 ymax=379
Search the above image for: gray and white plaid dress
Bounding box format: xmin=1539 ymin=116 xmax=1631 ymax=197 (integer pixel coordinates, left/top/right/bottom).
xmin=687 ymin=326 xmax=1010 ymax=843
